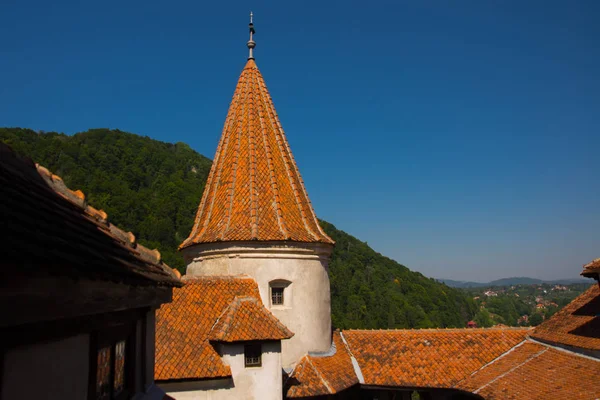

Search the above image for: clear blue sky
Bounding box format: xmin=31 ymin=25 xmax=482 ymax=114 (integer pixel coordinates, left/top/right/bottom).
xmin=1 ymin=0 xmax=598 ymax=281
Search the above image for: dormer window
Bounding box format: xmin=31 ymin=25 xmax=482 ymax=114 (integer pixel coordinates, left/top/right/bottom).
xmin=269 ymin=280 xmax=291 ymax=308
xmin=244 ymin=344 xmax=262 ymax=368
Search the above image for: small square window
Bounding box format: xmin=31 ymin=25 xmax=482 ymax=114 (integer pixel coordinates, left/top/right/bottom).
xmin=244 ymin=344 xmax=262 ymax=367
xmin=271 ymin=287 xmax=284 ymax=306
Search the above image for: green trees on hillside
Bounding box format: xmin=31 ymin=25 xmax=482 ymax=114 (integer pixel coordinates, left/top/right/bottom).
xmin=322 ymin=220 xmax=477 ymax=329
xmin=1 ymin=127 xmax=211 ymax=271
xmin=1 ymin=127 xmax=477 ymax=329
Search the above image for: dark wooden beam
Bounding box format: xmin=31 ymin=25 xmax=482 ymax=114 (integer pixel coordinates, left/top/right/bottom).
xmin=0 ymin=274 xmax=172 ymax=328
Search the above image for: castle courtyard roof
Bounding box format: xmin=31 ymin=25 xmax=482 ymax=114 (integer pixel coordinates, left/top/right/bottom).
xmin=287 ymin=279 xmax=600 ymax=399
xmin=155 ymin=275 xmax=293 ymax=381
xmin=456 ymin=340 xmax=600 ymax=399
xmin=180 ymin=59 xmax=333 ymax=248
xmin=286 ymin=331 xmax=359 ymax=397
xmin=342 ymin=328 xmax=528 ymax=389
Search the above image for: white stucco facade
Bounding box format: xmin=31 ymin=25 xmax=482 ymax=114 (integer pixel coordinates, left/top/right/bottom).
xmin=183 ymin=241 xmax=333 ymax=367
xmin=160 ymin=341 xmax=283 ymax=400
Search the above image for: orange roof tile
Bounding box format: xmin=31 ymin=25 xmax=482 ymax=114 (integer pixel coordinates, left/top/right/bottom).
xmin=459 ymin=341 xmax=600 ymax=399
xmin=531 ymin=284 xmax=600 ymax=352
xmin=457 ymin=341 xmax=547 ymax=393
xmin=343 ymin=328 xmax=529 ymax=388
xmin=208 ymin=296 xmax=294 ymax=342
xmin=286 ymin=332 xmax=359 ymax=397
xmin=286 ymin=356 xmax=332 ymax=397
xmin=582 ymin=258 xmax=600 ymax=277
xmin=180 ymin=59 xmax=333 ymax=248
xmin=0 ymin=142 xmax=181 ymax=287
xmin=155 ymin=276 xmax=292 ymax=381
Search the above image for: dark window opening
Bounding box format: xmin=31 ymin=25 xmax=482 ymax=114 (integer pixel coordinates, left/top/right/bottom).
xmin=271 ymin=287 xmax=284 ymax=306
xmin=90 ymin=325 xmax=134 ymax=400
xmin=244 ymin=344 xmax=262 ymax=367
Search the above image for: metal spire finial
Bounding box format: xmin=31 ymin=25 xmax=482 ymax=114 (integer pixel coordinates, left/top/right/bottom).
xmin=247 ymin=12 xmax=256 ymax=60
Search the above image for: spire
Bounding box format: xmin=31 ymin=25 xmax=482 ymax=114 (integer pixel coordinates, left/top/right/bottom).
xmin=247 ymin=12 xmax=256 ymax=60
xmin=180 ymin=57 xmax=334 ymax=248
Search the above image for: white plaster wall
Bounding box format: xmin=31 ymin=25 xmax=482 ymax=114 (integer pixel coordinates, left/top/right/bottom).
xmin=1 ymin=334 xmax=89 ymax=400
xmin=183 ymin=241 xmax=333 ymax=367
xmin=160 ymin=342 xmax=283 ymax=400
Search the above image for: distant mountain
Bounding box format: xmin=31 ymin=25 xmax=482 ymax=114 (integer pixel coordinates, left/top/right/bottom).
xmin=439 ymin=276 xmax=590 ymax=288
xmin=1 ymin=127 xmax=478 ymax=330
xmin=488 ymin=277 xmax=543 ymax=286
xmin=438 ymin=279 xmax=487 ymax=288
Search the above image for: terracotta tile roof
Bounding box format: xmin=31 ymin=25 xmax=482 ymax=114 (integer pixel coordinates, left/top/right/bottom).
xmin=0 ymin=142 xmax=181 ymax=287
xmin=458 ymin=341 xmax=600 ymax=399
xmin=286 ymin=331 xmax=359 ymax=397
xmin=286 ymin=356 xmax=332 ymax=397
xmin=342 ymin=328 xmax=529 ymax=388
xmin=456 ymin=341 xmax=547 ymax=393
xmin=531 ymin=284 xmax=600 ymax=352
xmin=180 ymin=59 xmax=333 ymax=248
xmin=582 ymin=257 xmax=600 ymax=277
xmin=155 ymin=276 xmax=292 ymax=381
xmin=208 ymin=296 xmax=294 ymax=342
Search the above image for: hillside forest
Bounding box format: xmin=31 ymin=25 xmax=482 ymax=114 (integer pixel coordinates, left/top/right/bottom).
xmin=1 ymin=127 xmax=552 ymax=330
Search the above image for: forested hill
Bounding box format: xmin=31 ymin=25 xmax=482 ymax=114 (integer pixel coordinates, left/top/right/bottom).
xmin=1 ymin=127 xmax=477 ymax=329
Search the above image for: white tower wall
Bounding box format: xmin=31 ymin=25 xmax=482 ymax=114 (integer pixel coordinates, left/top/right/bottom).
xmin=183 ymin=241 xmax=333 ymax=368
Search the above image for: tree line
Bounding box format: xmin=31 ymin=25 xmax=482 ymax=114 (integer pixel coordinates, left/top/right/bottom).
xmin=1 ymin=127 xmax=477 ymax=329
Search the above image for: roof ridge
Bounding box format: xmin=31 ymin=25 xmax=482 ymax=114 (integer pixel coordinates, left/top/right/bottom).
xmin=221 ymin=71 xmax=251 ymax=240
xmin=473 ymin=345 xmax=548 ymax=394
xmin=258 ymin=74 xmax=329 ymax=241
xmin=34 ymin=161 xmax=178 ymax=277
xmin=248 ymin=77 xmax=258 ymax=239
xmin=254 ymin=73 xmax=320 ymax=242
xmin=182 ymin=274 xmax=254 ymax=282
xmin=455 ymin=339 xmax=530 ymax=388
xmin=528 ymin=337 xmax=600 ymax=362
xmin=208 ymin=291 xmax=293 ymax=342
xmin=188 ymin=73 xmax=245 ymax=246
xmin=339 ymin=331 xmax=365 ymax=384
xmin=254 ymin=70 xmax=289 ymax=239
xmin=344 ymin=327 xmax=532 ymax=333
xmin=305 ymin=356 xmax=334 ymax=394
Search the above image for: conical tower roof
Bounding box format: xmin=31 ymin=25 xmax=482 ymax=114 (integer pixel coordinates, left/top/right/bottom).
xmin=180 ymin=59 xmax=333 ymax=248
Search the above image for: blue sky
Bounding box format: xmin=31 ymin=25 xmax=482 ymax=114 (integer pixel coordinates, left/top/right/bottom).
xmin=1 ymin=0 xmax=598 ymax=281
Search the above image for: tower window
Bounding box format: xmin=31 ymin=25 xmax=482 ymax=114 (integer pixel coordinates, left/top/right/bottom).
xmin=271 ymin=287 xmax=284 ymax=305
xmin=269 ymin=279 xmax=291 ymax=308
xmin=244 ymin=344 xmax=262 ymax=367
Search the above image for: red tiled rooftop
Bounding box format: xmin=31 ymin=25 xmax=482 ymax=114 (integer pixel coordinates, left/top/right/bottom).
xmin=343 ymin=328 xmax=529 ymax=388
xmin=208 ymin=296 xmax=294 ymax=342
xmin=286 ymin=356 xmax=331 ymax=398
xmin=458 ymin=341 xmax=600 ymax=399
xmin=531 ymin=284 xmax=600 ymax=352
xmin=155 ymin=276 xmax=292 ymax=381
xmin=180 ymin=59 xmax=333 ymax=248
xmin=286 ymin=332 xmax=359 ymax=398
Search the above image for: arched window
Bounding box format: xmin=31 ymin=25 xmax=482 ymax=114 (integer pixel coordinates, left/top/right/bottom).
xmin=269 ymin=279 xmax=291 ymax=308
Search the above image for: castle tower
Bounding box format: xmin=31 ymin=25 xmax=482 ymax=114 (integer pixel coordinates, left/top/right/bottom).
xmin=180 ymin=16 xmax=334 ymax=367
